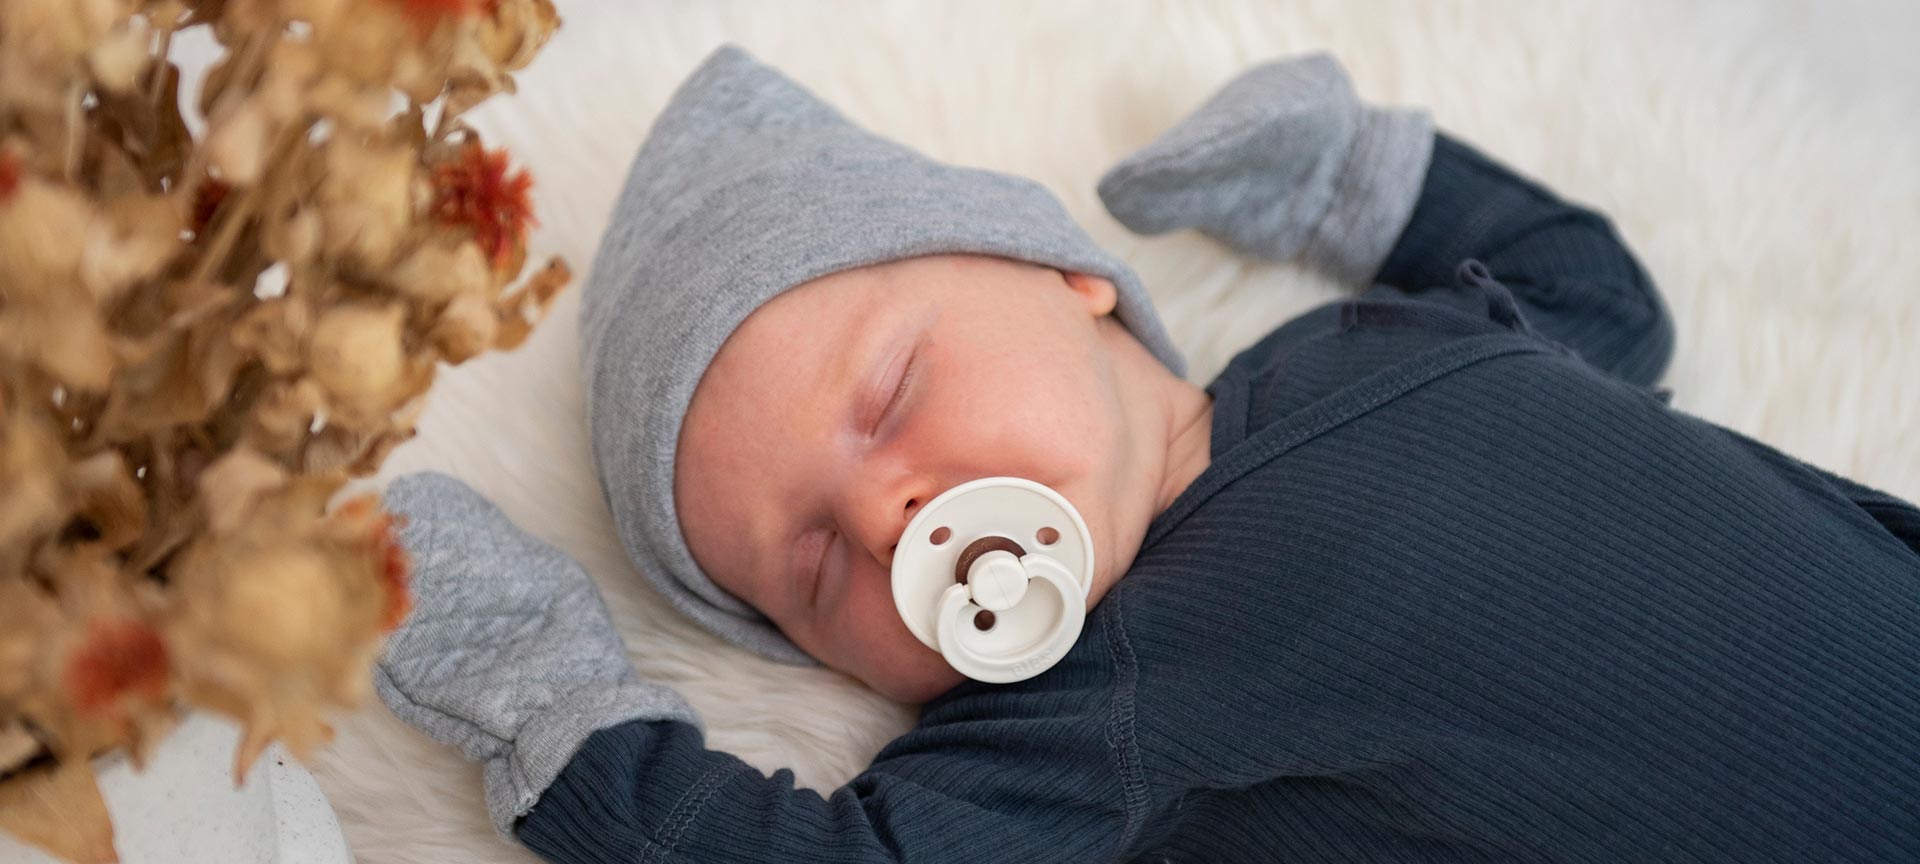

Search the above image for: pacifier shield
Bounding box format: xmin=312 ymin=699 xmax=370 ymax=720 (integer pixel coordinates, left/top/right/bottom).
xmin=891 ymin=477 xmax=1094 ymax=682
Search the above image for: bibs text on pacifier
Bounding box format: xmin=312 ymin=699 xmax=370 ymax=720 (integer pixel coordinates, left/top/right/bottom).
xmin=891 ymin=477 xmax=1093 ymax=683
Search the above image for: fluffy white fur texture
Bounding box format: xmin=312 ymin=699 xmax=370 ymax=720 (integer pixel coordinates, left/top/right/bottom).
xmin=307 ymin=1 xmax=1920 ymax=860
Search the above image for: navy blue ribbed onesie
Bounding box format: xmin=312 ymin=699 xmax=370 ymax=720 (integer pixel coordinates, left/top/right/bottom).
xmin=518 ymin=136 xmax=1920 ymax=862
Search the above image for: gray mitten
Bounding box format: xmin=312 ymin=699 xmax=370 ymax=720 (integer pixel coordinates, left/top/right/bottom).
xmin=375 ymin=471 xmax=700 ymax=836
xmin=1097 ymin=53 xmax=1434 ymax=285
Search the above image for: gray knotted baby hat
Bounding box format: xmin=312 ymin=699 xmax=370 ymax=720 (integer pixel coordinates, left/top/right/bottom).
xmin=580 ymin=45 xmax=1185 ymax=664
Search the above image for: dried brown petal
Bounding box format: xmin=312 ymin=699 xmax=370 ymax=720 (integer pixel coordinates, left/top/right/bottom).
xmin=254 ymin=41 xmax=319 ymax=124
xmin=80 ymin=195 xmax=181 ymax=304
xmin=0 ymin=0 xmax=129 ymax=69
xmin=318 ymin=140 xmax=417 ymax=269
xmin=491 ymin=255 xmax=569 ymax=351
xmin=0 ymin=758 xmax=117 ymax=864
xmin=0 ymin=413 xmax=66 ymax=553
xmin=92 ymin=308 xmax=243 ymax=439
xmin=312 ymin=0 xmax=414 ymax=89
xmin=262 ymin=208 xmax=321 ymax=266
xmin=66 ymin=452 xmax=146 ymax=551
xmin=196 ymin=447 xmax=287 ymax=535
xmin=388 ymin=236 xmax=489 ymax=303
xmin=206 ymin=101 xmax=271 ymax=186
xmin=85 ymin=15 xmax=150 ymax=95
xmin=0 ymin=723 xmax=39 ymax=775
xmin=244 ymin=377 xmax=326 ymax=457
xmin=306 ymin=302 xmax=404 ymax=417
xmin=478 ymin=0 xmax=557 ymax=73
xmin=428 ymin=290 xmax=493 ymax=362
xmin=0 ymin=177 xmax=94 ymax=297
xmin=0 ymin=298 xmax=117 ymax=391
xmin=231 ymin=296 xmax=311 ymax=375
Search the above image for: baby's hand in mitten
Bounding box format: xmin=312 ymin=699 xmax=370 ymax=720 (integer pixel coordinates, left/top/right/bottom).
xmin=1097 ymin=53 xmax=1432 ymax=285
xmin=376 ymin=471 xmax=699 ymax=836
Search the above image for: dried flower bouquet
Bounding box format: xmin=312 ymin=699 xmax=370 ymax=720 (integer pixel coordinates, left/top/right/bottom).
xmin=0 ymin=0 xmax=565 ymax=859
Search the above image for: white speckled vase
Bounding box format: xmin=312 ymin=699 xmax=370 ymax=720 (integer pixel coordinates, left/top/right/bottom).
xmin=0 ymin=714 xmax=352 ymax=863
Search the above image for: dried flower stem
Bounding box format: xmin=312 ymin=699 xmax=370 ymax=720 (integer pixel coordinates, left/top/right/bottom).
xmin=187 ymin=121 xmax=306 ymax=287
xmin=64 ymin=81 xmax=85 ymax=182
xmin=148 ymin=24 xmax=177 ymax=107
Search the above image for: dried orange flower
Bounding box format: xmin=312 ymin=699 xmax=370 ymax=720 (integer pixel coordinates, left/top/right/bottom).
xmin=432 ymin=141 xmax=534 ymax=271
xmin=64 ymin=619 xmax=170 ymax=717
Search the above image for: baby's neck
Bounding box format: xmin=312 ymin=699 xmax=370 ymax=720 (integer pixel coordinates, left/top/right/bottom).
xmin=1087 ymin=319 xmax=1215 ymax=606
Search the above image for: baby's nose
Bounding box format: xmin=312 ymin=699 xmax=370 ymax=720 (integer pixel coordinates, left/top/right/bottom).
xmin=882 ymin=497 xmax=920 ymax=567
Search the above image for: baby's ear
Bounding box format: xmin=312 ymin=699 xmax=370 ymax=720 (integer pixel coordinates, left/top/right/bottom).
xmin=1062 ymin=271 xmax=1119 ymax=317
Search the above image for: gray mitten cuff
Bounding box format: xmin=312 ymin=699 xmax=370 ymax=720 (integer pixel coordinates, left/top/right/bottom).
xmin=1097 ymin=53 xmax=1434 ymax=286
xmin=1301 ymin=105 xmax=1434 ymax=285
xmin=374 ymin=471 xmax=702 ymax=838
xmin=484 ymin=677 xmax=699 ymax=837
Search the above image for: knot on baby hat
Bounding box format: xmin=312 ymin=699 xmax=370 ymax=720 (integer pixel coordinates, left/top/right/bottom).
xmin=579 ymin=45 xmax=1185 ymax=664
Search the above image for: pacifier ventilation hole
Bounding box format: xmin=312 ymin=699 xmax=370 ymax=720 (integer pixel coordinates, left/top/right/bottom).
xmin=973 ymin=610 xmax=996 ymax=631
xmin=1036 ymin=526 xmax=1059 ymax=546
xmin=930 ymin=526 xmax=951 ymax=545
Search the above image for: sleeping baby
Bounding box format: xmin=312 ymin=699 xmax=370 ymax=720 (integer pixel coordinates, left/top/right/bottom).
xmin=372 ymin=46 xmax=1920 ymax=862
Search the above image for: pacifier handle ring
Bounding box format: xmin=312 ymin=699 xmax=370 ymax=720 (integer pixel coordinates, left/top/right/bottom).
xmin=934 ymin=556 xmax=1085 ymax=684
xmin=892 ymin=477 xmax=1096 ymax=683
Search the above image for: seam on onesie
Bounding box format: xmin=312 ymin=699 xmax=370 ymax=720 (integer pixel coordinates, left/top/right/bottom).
xmin=1101 ymin=589 xmax=1151 ymax=856
xmin=639 ymin=761 xmax=753 ymax=863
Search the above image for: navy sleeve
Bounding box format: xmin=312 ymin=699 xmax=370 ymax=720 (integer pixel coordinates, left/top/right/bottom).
xmin=1726 ymin=431 xmax=1920 ymax=558
xmin=515 ymin=712 xmax=1132 ymax=864
xmin=1373 ymin=133 xmax=1676 ymax=387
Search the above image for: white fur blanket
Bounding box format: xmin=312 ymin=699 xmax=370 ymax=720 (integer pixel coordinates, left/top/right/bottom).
xmin=308 ymin=2 xmax=1920 ymax=860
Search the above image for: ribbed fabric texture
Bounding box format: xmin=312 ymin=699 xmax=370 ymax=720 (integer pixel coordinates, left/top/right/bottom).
xmin=518 ymin=137 xmax=1920 ymax=862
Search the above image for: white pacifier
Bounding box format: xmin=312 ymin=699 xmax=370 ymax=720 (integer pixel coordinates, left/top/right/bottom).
xmin=891 ymin=477 xmax=1094 ymax=683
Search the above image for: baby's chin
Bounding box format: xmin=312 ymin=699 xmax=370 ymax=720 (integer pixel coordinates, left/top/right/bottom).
xmin=875 ymin=668 xmax=969 ymax=703
xmin=849 ymin=644 xmax=968 ymax=703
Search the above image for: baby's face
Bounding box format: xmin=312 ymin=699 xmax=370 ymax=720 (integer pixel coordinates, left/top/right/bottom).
xmin=676 ymin=254 xmax=1183 ymax=702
